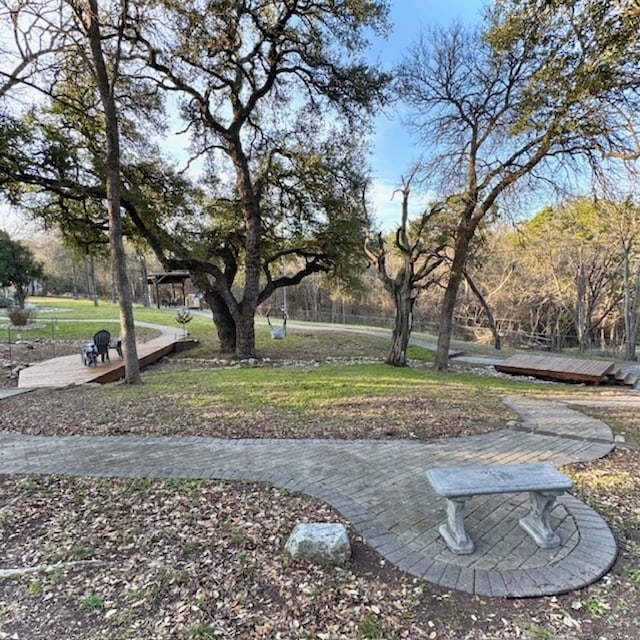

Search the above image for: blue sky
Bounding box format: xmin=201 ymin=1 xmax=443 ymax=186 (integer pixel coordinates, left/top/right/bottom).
xmin=368 ymin=0 xmax=485 ymax=228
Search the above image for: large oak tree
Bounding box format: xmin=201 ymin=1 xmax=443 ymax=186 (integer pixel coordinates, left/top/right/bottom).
xmin=123 ymin=0 xmax=390 ymax=358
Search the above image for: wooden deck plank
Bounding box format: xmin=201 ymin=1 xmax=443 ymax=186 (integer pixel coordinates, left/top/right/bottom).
xmin=494 ymin=354 xmax=616 ymax=385
xmin=17 ymin=336 xmax=178 ymax=388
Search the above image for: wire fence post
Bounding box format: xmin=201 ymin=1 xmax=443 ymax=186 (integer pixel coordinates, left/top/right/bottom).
xmin=50 ymin=318 xmax=57 ymax=356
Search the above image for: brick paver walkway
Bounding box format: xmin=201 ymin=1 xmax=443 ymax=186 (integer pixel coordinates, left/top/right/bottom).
xmin=0 ymin=395 xmax=617 ymax=597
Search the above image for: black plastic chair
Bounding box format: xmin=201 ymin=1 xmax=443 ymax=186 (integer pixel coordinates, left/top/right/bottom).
xmin=93 ymin=329 xmax=111 ymax=363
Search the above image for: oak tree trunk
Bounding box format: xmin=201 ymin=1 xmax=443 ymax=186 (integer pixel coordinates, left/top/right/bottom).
xmin=231 ymin=146 xmax=261 ymax=360
xmin=235 ymin=313 xmax=257 ymax=360
xmin=201 ymin=289 xmax=237 ymax=354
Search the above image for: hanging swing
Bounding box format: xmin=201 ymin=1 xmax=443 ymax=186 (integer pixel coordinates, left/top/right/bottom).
xmin=267 ymin=285 xmax=288 ymax=339
xmin=267 ymin=308 xmax=287 ymax=339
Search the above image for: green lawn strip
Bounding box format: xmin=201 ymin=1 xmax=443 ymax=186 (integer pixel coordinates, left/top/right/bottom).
xmin=1 ymin=297 xmax=210 ymax=341
xmin=1 ymin=320 xmax=161 ymax=342
xmin=136 ymin=363 xmax=573 ymax=415
xmin=406 ymin=344 xmax=434 ymax=362
xmin=30 ymin=297 xmax=199 ymax=326
xmin=11 ymin=295 xmax=634 ymax=364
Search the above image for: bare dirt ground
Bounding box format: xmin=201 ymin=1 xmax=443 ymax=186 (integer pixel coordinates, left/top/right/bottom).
xmin=1 ymin=336 xmax=640 ymax=639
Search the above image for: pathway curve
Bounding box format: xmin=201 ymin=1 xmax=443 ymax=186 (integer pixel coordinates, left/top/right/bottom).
xmin=0 ymin=396 xmax=617 ymax=597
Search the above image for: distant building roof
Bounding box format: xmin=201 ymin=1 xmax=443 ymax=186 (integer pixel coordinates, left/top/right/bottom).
xmin=146 ymin=271 xmax=190 ymax=285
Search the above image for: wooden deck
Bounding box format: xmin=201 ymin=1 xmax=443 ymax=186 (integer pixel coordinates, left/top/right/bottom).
xmin=494 ymin=354 xmax=618 ymax=385
xmin=17 ymin=335 xmax=178 ymax=388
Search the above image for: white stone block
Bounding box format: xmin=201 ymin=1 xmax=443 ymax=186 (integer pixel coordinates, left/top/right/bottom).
xmin=285 ymin=522 xmax=351 ymax=564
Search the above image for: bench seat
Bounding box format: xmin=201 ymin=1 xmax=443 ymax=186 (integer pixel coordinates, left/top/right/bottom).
xmin=426 ymin=462 xmax=573 ymax=554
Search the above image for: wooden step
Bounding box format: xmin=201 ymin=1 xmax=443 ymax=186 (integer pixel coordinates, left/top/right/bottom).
xmin=606 ymin=368 xmax=638 ymax=387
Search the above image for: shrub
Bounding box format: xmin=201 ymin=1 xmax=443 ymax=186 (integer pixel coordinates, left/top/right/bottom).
xmin=7 ymin=306 xmax=35 ymax=327
xmin=0 ymin=294 xmax=14 ymax=309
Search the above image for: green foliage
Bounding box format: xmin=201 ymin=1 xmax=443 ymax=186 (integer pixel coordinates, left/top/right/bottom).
xmin=357 ymin=614 xmax=385 ymax=639
xmin=485 ymin=0 xmax=640 ymax=144
xmin=79 ymin=593 xmax=105 ymax=611
xmin=123 ymin=477 xmax=154 ymax=494
xmin=175 ymin=310 xmax=193 ymax=326
xmin=188 ymin=623 xmax=217 ymax=639
xmin=0 ymin=231 xmax=44 ymax=308
xmin=522 ymin=199 xmax=613 ymax=248
xmin=583 ymin=596 xmax=610 ymax=616
xmin=627 ymin=567 xmax=640 ymax=588
xmin=27 ymin=579 xmax=42 ymax=597
xmin=0 ymin=113 xmax=35 ymax=205
xmin=571 ymin=595 xmax=611 ymax=616
xmin=518 ymin=621 xmax=556 ymax=639
xmin=0 ymin=293 xmax=14 ymax=308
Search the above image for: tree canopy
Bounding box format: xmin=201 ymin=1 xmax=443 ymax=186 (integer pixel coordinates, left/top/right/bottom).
xmin=0 ymin=0 xmax=390 ymax=359
xmin=0 ymin=230 xmax=44 ymax=307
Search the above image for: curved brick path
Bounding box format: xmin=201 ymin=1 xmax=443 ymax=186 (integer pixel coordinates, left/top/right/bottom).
xmin=0 ymin=395 xmax=617 ymax=597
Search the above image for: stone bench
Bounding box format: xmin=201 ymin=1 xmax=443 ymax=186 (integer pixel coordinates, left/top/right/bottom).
xmin=426 ymin=462 xmax=573 ymax=555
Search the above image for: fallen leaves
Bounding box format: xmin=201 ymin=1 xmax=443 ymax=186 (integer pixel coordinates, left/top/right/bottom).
xmin=0 ymin=476 xmax=431 ymax=639
xmin=1 ymin=470 xmax=640 ymax=639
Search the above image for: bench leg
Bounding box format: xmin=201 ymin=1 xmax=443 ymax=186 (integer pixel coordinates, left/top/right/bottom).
xmin=439 ymin=497 xmax=474 ymax=554
xmin=519 ymin=490 xmax=562 ymax=548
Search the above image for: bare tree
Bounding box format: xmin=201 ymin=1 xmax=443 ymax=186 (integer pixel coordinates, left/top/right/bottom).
xmin=399 ymin=1 xmax=640 ymax=369
xmin=0 ymin=1 xmax=64 ymax=99
xmin=365 ymin=172 xmax=446 ymax=366
xmin=461 ymin=270 xmax=502 ymax=350
xmin=605 ymin=197 xmax=640 ymax=360
xmin=519 ymin=201 xmax=624 ymax=352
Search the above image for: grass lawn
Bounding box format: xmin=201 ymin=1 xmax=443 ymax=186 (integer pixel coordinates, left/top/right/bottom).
xmin=1 ymin=296 xmax=640 ymax=639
